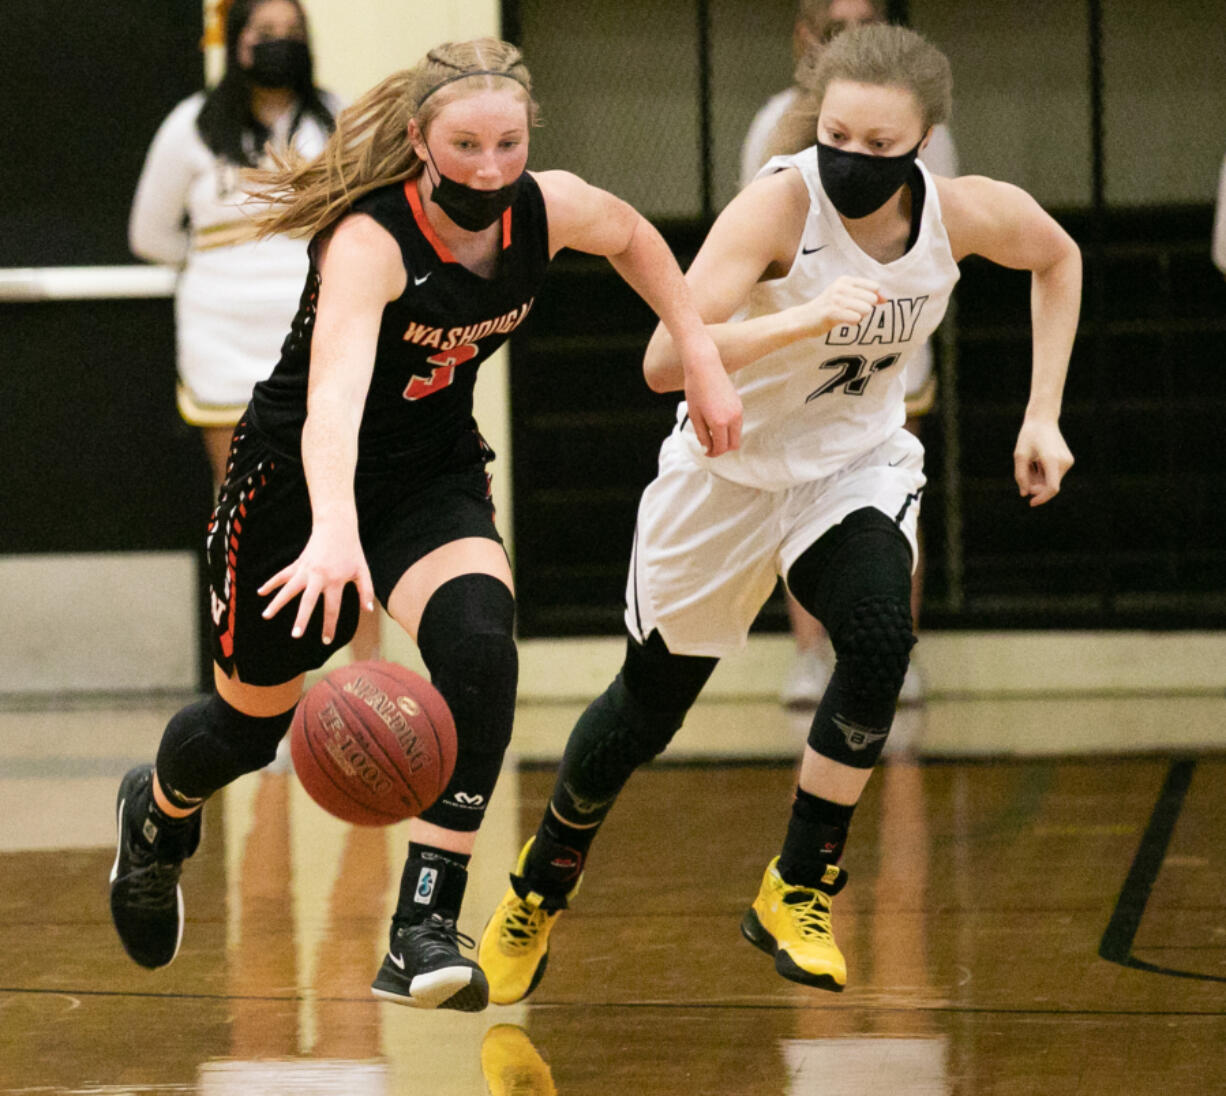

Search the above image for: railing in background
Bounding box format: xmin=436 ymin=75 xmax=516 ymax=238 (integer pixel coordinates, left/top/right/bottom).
xmin=0 ymin=266 xmax=176 ymax=302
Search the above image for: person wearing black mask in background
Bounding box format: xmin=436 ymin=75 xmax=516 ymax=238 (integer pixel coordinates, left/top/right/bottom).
xmin=129 ymin=1 xmax=381 ymax=660
xmin=480 ymin=23 xmax=1079 ymax=1002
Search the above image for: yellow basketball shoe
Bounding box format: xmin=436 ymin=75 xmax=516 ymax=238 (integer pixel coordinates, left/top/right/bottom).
xmin=479 ymin=838 xmax=580 ymax=1005
xmin=740 ymin=857 xmax=848 ymax=992
xmin=481 ymin=1023 xmax=557 ymax=1096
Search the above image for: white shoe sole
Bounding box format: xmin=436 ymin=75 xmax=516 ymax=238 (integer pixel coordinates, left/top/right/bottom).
xmin=371 ymin=965 xmax=481 ymax=1010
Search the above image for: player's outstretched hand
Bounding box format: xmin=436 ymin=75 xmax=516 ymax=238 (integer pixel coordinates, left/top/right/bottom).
xmin=799 ymin=275 xmax=885 ymax=336
xmin=682 ymin=335 xmax=743 ymax=457
xmin=258 ymin=523 xmax=376 ymax=645
xmin=1013 ymin=416 xmax=1074 ymax=507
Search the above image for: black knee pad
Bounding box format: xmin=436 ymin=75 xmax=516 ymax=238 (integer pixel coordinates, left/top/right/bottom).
xmin=622 ymin=630 xmax=718 ymax=712
xmin=786 ymin=506 xmax=913 ymax=633
xmin=553 ymin=631 xmax=717 ymax=819
xmin=156 ymin=693 xmax=294 ymax=807
xmin=831 ymin=594 xmax=915 ymax=704
xmin=804 ymin=595 xmax=915 ymax=769
xmin=415 ymin=573 xmax=518 ymax=832
xmin=787 ymin=508 xmax=915 ymax=768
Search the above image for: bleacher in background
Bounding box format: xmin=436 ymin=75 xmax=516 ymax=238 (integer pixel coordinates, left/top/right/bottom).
xmin=510 ymin=207 xmax=1226 ymax=637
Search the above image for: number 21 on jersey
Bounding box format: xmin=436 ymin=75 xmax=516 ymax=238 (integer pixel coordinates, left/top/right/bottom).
xmin=806 ymin=353 xmax=900 ymax=403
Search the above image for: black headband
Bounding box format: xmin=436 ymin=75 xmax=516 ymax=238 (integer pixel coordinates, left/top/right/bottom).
xmin=417 ymin=68 xmax=528 ymax=107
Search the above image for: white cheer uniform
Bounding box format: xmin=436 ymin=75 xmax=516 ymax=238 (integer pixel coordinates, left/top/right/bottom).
xmin=626 ymin=151 xmax=960 ymax=658
xmin=129 ymin=91 xmax=339 ymax=424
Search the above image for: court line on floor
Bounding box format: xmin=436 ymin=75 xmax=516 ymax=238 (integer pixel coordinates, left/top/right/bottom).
xmin=1099 ymin=757 xmax=1226 ymax=984
xmin=2 ymin=985 xmax=1223 ymax=1018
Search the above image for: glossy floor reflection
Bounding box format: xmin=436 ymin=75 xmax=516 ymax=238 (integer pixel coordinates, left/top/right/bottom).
xmin=2 ymin=696 xmax=1225 ymax=1095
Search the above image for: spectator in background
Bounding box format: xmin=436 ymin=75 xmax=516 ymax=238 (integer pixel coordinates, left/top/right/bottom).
xmin=1214 ymin=150 xmax=1226 ymax=276
xmin=742 ymin=0 xmax=958 ymax=709
xmin=129 ymin=0 xmax=379 ymax=660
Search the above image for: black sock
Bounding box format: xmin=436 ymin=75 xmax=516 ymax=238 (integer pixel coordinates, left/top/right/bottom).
xmin=777 ymin=789 xmax=857 ymax=888
xmin=146 ymin=794 xmax=194 ymax=831
xmin=521 ymin=807 xmax=597 ymax=898
xmin=395 ymin=844 xmax=470 ymax=926
xmin=140 ymin=777 xmax=199 ymax=856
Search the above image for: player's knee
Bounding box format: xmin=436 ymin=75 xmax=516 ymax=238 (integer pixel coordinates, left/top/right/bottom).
xmin=804 ymin=597 xmax=913 ymax=769
xmin=828 ymin=594 xmax=915 ymax=706
xmin=547 ymin=632 xmax=715 ymax=822
xmin=417 ymin=573 xmax=518 ymax=758
xmin=436 ymin=630 xmax=519 ymax=757
xmin=563 ymin=675 xmax=682 ymax=801
xmin=592 ymin=631 xmax=714 ymax=777
xmin=786 ymin=506 xmax=913 ymax=626
xmin=156 ymin=693 xmax=293 ymax=807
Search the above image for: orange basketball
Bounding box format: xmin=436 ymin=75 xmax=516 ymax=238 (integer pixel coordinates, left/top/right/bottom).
xmin=289 ymin=660 xmax=456 ymax=825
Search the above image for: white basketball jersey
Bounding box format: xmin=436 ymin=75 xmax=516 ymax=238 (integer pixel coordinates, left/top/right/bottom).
xmin=673 ymin=149 xmax=960 ymax=489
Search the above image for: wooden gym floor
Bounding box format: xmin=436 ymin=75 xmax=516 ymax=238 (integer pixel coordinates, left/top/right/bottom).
xmin=2 ymin=694 xmax=1225 ymax=1095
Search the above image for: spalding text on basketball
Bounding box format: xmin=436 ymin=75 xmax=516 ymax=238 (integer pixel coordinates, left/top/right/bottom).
xmin=343 ymin=677 xmax=429 ymax=772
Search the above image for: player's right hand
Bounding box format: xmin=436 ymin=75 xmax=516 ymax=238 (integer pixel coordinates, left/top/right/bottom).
xmin=799 ymin=275 xmax=884 ymax=336
xmin=258 ymin=522 xmax=376 ymax=646
xmin=681 ymin=332 xmax=743 ymax=456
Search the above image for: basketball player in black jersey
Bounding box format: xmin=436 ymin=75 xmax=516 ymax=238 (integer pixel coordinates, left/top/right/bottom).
xmin=108 ymin=38 xmax=741 ymax=1013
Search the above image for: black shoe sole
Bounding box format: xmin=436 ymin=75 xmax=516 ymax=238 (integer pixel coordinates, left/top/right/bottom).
xmin=522 ymin=952 xmax=549 ymax=1002
xmin=740 ymin=909 xmax=844 ymax=993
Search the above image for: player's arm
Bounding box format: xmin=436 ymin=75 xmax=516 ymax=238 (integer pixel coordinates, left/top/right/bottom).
xmin=642 ymin=170 xmax=882 ymax=391
xmin=259 ymin=213 xmax=405 ymax=641
xmin=938 ymin=174 xmax=1081 ymax=507
xmin=534 ymin=169 xmax=741 ymax=456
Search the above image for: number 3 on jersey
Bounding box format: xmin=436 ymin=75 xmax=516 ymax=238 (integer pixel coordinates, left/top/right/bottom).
xmin=403 ymin=342 xmax=479 ymax=401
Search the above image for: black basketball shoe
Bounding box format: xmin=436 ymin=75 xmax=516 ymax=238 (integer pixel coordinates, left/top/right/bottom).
xmin=109 ymin=765 xmax=201 ymax=969
xmin=371 ymin=914 xmax=490 ymax=1011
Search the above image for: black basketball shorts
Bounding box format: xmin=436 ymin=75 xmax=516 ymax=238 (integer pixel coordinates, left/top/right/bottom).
xmin=206 ymin=423 xmax=503 ymax=687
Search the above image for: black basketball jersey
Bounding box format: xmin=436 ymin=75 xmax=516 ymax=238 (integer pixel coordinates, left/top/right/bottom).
xmin=249 ymin=172 xmax=550 ymax=472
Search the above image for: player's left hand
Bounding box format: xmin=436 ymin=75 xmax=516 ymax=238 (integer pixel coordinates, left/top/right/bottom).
xmin=681 ymin=336 xmax=742 ymax=456
xmin=1013 ymin=416 xmax=1073 ymax=507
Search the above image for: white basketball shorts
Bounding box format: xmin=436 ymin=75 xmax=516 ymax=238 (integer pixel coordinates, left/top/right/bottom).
xmin=624 ymin=427 xmax=925 ymax=658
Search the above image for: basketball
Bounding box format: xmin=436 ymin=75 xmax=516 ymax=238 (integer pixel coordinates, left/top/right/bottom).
xmin=289 ymin=660 xmax=456 ymax=826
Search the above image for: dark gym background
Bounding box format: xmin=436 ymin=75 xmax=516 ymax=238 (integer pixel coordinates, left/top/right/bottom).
xmin=3 ymin=0 xmax=1223 ymax=650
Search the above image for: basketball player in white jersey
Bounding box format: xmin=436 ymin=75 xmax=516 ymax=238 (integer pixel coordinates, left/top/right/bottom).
xmin=480 ymin=24 xmax=1078 ymax=998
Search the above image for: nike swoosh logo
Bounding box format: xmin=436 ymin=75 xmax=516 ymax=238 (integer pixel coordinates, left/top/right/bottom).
xmin=801 ymin=244 xmax=827 ymax=255
xmin=388 ymin=951 xmax=406 ymax=970
xmin=414 ymin=272 xmax=431 ymax=285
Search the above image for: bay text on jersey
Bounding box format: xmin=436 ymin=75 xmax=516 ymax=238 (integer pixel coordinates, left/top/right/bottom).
xmin=826 ymin=296 xmax=928 ymax=346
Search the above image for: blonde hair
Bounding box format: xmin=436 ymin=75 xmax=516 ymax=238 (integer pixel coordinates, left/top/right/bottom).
xmin=765 ymin=23 xmax=951 ymax=162
xmin=247 ymin=38 xmax=537 ymax=239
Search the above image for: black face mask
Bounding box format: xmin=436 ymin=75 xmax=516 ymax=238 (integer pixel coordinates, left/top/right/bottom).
xmin=424 ymin=144 xmax=523 ymax=232
xmin=816 ymin=137 xmax=924 ymax=219
xmin=246 ymin=38 xmax=311 ymax=90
